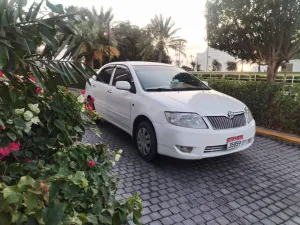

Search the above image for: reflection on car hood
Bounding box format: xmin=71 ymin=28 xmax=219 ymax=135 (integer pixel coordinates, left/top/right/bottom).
xmin=147 ymin=90 xmax=245 ymax=116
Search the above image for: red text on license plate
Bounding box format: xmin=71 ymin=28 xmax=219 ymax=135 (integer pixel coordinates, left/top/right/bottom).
xmin=227 ymin=135 xmax=243 ymax=142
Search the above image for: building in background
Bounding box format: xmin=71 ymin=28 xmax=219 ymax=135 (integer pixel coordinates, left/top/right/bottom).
xmin=196 ymin=47 xmax=236 ymax=72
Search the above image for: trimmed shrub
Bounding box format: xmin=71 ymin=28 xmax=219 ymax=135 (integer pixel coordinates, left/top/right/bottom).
xmin=208 ymin=80 xmax=300 ymax=135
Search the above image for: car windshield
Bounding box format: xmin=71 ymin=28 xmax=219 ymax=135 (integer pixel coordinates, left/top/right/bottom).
xmin=133 ymin=65 xmax=210 ymax=92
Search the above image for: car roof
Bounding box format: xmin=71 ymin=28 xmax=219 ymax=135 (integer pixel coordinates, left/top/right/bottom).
xmin=105 ymin=61 xmax=174 ymax=67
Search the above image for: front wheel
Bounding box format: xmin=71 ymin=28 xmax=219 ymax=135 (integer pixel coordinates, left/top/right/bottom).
xmin=135 ymin=121 xmax=157 ymax=161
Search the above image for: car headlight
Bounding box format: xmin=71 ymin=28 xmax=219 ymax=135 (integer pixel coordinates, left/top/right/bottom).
xmin=165 ymin=112 xmax=208 ymax=129
xmin=244 ymin=107 xmax=253 ymax=123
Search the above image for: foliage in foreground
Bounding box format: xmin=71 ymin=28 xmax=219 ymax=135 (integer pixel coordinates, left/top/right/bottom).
xmin=0 ymin=72 xmax=142 ymax=224
xmin=209 ymin=80 xmax=300 ymax=135
xmin=0 ymin=144 xmax=142 ymax=225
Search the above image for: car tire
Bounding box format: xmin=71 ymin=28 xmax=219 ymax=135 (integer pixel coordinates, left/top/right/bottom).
xmin=135 ymin=121 xmax=157 ymax=161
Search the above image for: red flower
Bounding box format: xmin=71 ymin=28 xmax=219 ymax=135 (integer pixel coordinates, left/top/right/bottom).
xmin=29 ymin=75 xmax=36 ymax=82
xmin=87 ymin=105 xmax=94 ymax=114
xmin=0 ymin=147 xmax=10 ymax=159
xmin=81 ymin=90 xmax=86 ymax=95
xmin=0 ymin=70 xmax=3 ymax=77
xmin=26 ymin=159 xmax=32 ymax=163
xmin=36 ymin=87 xmax=43 ymax=95
xmin=9 ymin=142 xmax=21 ymax=151
xmin=87 ymin=160 xmax=96 ymax=167
xmin=0 ymin=126 xmax=5 ymax=131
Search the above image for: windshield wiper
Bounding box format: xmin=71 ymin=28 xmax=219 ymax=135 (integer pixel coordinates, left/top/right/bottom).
xmin=146 ymin=88 xmax=174 ymax=92
xmin=173 ymin=87 xmax=210 ymax=91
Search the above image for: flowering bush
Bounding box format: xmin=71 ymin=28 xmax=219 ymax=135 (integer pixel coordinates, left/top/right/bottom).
xmin=0 ymin=73 xmax=100 ymax=160
xmin=0 ymin=1 xmax=142 ymax=224
xmin=0 ymin=144 xmax=142 ymax=225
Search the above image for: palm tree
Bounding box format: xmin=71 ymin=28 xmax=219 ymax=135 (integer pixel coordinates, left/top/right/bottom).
xmin=65 ymin=6 xmax=119 ymax=68
xmin=212 ymin=59 xmax=222 ymax=71
xmin=226 ymin=61 xmax=237 ymax=71
xmin=140 ymin=15 xmax=186 ymax=63
xmin=191 ymin=61 xmax=196 ymax=71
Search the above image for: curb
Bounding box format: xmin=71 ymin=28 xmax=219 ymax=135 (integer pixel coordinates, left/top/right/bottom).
xmin=256 ymin=127 xmax=300 ymax=145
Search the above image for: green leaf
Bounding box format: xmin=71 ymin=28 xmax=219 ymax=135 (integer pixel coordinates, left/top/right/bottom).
xmin=54 ymin=119 xmax=66 ymax=131
xmin=57 ymin=133 xmax=65 ymax=142
xmin=46 ymin=0 xmax=64 ymax=14
xmin=7 ymin=132 xmax=17 ymax=141
xmin=18 ymin=176 xmax=36 ymax=191
xmin=24 ymin=193 xmax=38 ymax=211
xmin=43 ymin=202 xmax=66 ymax=225
xmin=14 ymin=117 xmax=27 ymax=129
xmin=98 ymin=210 xmax=112 ymax=224
xmin=3 ymin=186 xmax=22 ymax=204
xmin=16 ymin=130 xmax=23 ymax=138
xmin=9 ymin=90 xmax=18 ymax=102
xmin=74 ymin=126 xmax=84 ymax=133
xmin=92 ymin=201 xmax=103 ymax=214
xmin=87 ymin=215 xmax=98 ymax=224
xmin=46 ymin=138 xmax=57 ymax=148
xmin=0 ymin=212 xmax=11 ymax=225
xmin=49 ymin=181 xmax=61 ymax=202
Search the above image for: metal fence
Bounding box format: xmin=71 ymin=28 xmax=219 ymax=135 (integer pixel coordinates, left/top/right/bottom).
xmin=191 ymin=72 xmax=300 ymax=84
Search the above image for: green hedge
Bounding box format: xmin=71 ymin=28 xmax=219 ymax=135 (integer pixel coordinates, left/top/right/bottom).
xmin=208 ymin=80 xmax=300 ymax=135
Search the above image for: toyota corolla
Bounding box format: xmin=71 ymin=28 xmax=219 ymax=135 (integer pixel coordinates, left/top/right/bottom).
xmin=85 ymin=62 xmax=256 ymax=161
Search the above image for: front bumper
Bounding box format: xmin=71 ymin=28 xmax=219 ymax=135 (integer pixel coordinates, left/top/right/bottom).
xmin=154 ymin=120 xmax=256 ymax=160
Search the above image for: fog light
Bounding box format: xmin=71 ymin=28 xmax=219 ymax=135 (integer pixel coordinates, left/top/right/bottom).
xmin=176 ymin=145 xmax=193 ymax=153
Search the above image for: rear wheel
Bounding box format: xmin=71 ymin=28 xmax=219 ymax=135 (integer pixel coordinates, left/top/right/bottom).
xmin=135 ymin=121 xmax=157 ymax=161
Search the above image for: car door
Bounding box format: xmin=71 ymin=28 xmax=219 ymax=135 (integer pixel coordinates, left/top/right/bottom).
xmin=106 ymin=65 xmax=135 ymax=132
xmin=90 ymin=66 xmax=115 ymax=119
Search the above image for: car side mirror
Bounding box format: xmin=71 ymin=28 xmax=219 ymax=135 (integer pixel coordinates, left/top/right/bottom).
xmin=202 ymin=81 xmax=209 ymax=86
xmin=116 ymin=81 xmax=131 ymax=91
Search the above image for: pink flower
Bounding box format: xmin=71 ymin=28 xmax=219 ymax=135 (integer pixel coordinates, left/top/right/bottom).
xmin=81 ymin=90 xmax=86 ymax=95
xmin=36 ymin=87 xmax=43 ymax=95
xmin=0 ymin=71 xmax=3 ymax=77
xmin=0 ymin=147 xmax=10 ymax=159
xmin=9 ymin=142 xmax=21 ymax=151
xmin=29 ymin=75 xmax=36 ymax=82
xmin=86 ymin=105 xmax=94 ymax=114
xmin=25 ymin=159 xmax=32 ymax=163
xmin=87 ymin=160 xmax=96 ymax=167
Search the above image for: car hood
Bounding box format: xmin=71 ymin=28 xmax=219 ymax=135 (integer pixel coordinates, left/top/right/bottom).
xmin=147 ymin=90 xmax=246 ymax=116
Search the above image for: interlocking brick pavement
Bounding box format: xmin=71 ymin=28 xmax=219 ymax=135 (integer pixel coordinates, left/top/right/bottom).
xmin=84 ymin=122 xmax=300 ymax=225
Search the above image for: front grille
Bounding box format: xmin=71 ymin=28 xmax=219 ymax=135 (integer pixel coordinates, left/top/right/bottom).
xmin=204 ymin=145 xmax=227 ymax=153
xmin=206 ymin=113 xmax=246 ymax=130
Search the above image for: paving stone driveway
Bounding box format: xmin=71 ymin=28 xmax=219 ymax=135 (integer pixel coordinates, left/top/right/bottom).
xmin=84 ymin=123 xmax=300 ymax=225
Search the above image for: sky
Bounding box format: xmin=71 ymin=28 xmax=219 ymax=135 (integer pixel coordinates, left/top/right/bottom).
xmin=50 ymin=0 xmax=208 ymax=64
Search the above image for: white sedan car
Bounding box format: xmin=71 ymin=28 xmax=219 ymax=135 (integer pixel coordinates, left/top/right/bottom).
xmin=85 ymin=62 xmax=256 ymax=161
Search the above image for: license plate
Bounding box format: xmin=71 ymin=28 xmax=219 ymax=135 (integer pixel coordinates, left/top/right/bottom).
xmin=227 ymin=135 xmax=243 ymax=150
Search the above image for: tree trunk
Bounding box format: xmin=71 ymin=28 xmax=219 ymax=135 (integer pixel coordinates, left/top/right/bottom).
xmin=267 ymin=62 xmax=277 ymax=83
xmin=258 ymin=64 xmax=261 ymax=72
xmin=158 ymin=50 xmax=163 ymax=63
xmin=85 ymin=54 xmax=94 ymax=69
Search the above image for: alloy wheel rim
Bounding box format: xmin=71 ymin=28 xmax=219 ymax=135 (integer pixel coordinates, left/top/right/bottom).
xmin=137 ymin=128 xmax=151 ymax=155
